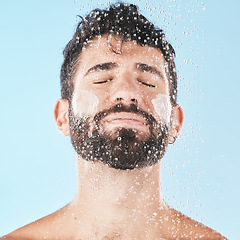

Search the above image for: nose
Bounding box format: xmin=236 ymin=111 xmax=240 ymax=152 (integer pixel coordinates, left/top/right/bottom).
xmin=109 ymin=77 xmax=142 ymax=106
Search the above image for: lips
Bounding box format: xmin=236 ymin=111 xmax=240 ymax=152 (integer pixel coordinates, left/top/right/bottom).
xmin=104 ymin=112 xmax=147 ymax=126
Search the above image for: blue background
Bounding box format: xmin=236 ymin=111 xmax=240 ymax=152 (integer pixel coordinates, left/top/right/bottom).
xmin=0 ymin=0 xmax=239 ymax=239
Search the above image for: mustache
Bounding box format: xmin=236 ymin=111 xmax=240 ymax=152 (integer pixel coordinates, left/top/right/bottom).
xmin=93 ymin=103 xmax=157 ymax=126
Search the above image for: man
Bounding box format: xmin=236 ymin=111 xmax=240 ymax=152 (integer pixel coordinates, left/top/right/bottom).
xmin=2 ymin=3 xmax=227 ymax=240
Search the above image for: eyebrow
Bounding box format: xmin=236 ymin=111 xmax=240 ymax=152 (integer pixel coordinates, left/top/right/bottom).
xmin=136 ymin=63 xmax=164 ymax=79
xmin=84 ymin=61 xmax=164 ymax=79
xmin=84 ymin=62 xmax=118 ymax=76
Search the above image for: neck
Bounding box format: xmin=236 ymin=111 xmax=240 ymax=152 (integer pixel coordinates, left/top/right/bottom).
xmin=70 ymin=155 xmax=167 ymax=238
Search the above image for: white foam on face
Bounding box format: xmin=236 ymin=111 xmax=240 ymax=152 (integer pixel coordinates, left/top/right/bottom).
xmin=72 ymin=90 xmax=99 ymax=119
xmin=151 ymin=93 xmax=172 ymax=125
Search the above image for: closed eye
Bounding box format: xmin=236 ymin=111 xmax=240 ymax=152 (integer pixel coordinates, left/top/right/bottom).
xmin=93 ymin=79 xmax=113 ymax=84
xmin=137 ymin=79 xmax=156 ymax=88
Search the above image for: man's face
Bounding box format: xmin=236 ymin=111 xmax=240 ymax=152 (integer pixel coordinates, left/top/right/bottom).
xmin=69 ymin=35 xmax=173 ymax=170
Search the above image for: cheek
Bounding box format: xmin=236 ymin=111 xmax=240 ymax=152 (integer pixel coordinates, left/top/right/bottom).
xmin=72 ymin=90 xmax=99 ymax=118
xmin=151 ymin=93 xmax=172 ymax=124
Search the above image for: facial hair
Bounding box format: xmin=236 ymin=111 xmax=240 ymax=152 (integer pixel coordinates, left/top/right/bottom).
xmin=69 ymin=103 xmax=170 ymax=170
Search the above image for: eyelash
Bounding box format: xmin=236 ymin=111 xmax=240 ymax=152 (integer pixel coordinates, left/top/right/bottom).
xmin=137 ymin=80 xmax=156 ymax=88
xmin=93 ymin=79 xmax=156 ymax=88
xmin=93 ymin=79 xmax=112 ymax=84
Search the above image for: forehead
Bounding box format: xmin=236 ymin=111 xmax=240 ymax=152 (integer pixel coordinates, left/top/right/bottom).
xmin=77 ymin=35 xmax=166 ymax=71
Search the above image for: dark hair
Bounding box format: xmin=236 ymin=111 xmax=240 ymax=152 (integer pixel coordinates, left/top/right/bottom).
xmin=60 ymin=2 xmax=177 ymax=104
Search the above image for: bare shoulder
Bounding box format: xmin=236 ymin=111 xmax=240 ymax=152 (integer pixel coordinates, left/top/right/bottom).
xmin=0 ymin=206 xmax=68 ymax=240
xmin=0 ymin=236 xmax=17 ymax=240
xmin=166 ymin=206 xmax=228 ymax=240
xmin=1 ymin=217 xmax=49 ymax=240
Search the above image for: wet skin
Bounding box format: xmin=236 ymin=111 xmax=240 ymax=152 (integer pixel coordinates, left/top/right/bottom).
xmin=1 ymin=35 xmax=227 ymax=240
xmin=70 ymin=34 xmax=174 ymax=136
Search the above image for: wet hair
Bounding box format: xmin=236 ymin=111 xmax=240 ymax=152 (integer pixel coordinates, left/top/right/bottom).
xmin=60 ymin=2 xmax=177 ymax=104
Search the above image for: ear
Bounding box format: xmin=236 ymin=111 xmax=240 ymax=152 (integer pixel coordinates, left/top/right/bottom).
xmin=169 ymin=104 xmax=184 ymax=142
xmin=54 ymin=99 xmax=70 ymax=136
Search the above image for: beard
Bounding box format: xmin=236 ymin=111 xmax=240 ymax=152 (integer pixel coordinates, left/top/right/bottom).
xmin=69 ymin=103 xmax=170 ymax=170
